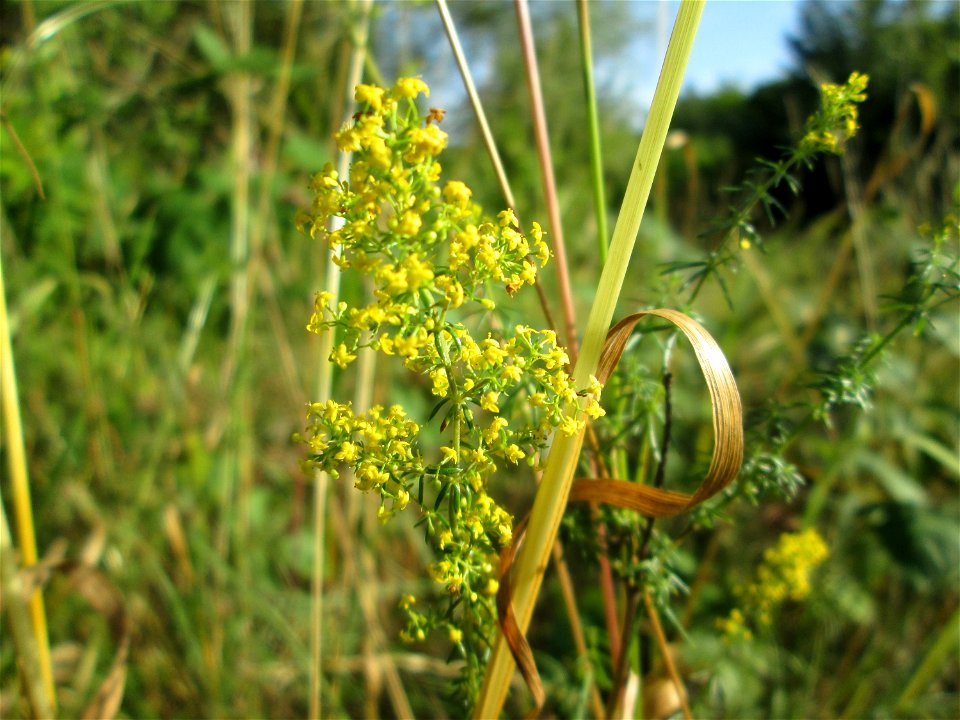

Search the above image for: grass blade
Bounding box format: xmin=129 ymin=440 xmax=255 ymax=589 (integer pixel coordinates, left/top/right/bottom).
xmin=474 ymin=3 xmax=706 ymax=716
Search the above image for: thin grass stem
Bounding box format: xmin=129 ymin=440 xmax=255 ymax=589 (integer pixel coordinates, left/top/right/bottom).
xmin=219 ymin=0 xmax=253 ymax=398
xmin=644 ymin=589 xmax=692 ymax=720
xmin=311 ymin=3 xmax=374 ymax=717
xmin=840 ymin=147 xmax=878 ymax=328
xmin=0 ymin=247 xmax=56 ymax=712
xmin=514 ymin=0 xmax=578 ymax=356
xmin=434 ymin=0 xmax=561 ymax=366
xmin=740 ymin=249 xmax=805 ymax=364
xmin=249 ymin=0 xmax=305 ymax=408
xmin=551 ymin=540 xmax=606 ymax=719
xmin=576 ymin=0 xmax=608 ymax=264
xmin=893 ymin=605 xmax=960 ymax=714
xmin=435 ymin=0 xmax=516 ymax=211
xmin=606 ymin=592 xmax=639 ymax=718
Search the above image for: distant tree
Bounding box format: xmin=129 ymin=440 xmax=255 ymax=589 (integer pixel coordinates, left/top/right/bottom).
xmin=670 ymin=0 xmax=958 ymax=233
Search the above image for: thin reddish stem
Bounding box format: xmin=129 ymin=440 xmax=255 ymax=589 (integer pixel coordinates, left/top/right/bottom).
xmin=514 ymin=0 xmax=579 ymax=359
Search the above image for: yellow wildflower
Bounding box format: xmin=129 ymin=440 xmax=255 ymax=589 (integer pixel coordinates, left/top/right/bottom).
xmin=498 ymin=208 xmax=518 ymax=228
xmin=438 ymin=529 xmax=454 ymax=549
xmin=403 ymin=254 xmax=434 ymax=290
xmin=398 ymin=209 xmax=422 ymax=236
xmin=504 ymin=444 xmax=525 ymax=464
xmin=355 ymin=83 xmax=385 ymax=111
xmin=331 ymin=343 xmax=357 ymax=369
xmin=480 ymin=391 xmax=500 ymax=414
xmin=393 ymin=77 xmax=429 ymax=98
xmin=399 ymin=594 xmax=416 ymax=610
xmin=335 ymin=441 xmax=359 ymax=463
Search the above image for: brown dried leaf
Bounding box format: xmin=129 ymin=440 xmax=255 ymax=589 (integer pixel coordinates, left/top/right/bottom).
xmin=583 ymin=309 xmax=743 ymax=514
xmin=497 ymin=309 xmax=742 ymax=716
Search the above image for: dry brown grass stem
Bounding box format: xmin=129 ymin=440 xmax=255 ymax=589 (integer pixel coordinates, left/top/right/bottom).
xmin=551 ymin=540 xmax=606 ymax=719
xmin=435 ymin=0 xmax=516 ymax=211
xmin=644 ymin=589 xmax=692 ymax=720
xmin=326 ymin=487 xmax=414 ymax=719
xmin=434 ymin=0 xmax=561 ymax=336
xmin=514 ymin=0 xmax=579 ymax=357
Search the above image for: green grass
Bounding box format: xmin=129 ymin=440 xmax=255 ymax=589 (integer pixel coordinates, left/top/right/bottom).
xmin=1 ymin=1 xmax=957 ymax=718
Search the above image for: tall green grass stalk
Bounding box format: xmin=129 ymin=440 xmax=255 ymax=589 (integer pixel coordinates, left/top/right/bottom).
xmin=474 ymin=3 xmax=705 ymax=714
xmin=1 ymin=247 xmax=56 ymax=712
xmin=576 ymin=0 xmax=609 ymax=264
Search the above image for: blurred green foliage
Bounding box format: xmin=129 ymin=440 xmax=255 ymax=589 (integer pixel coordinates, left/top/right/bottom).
xmin=0 ymin=0 xmax=957 ymax=717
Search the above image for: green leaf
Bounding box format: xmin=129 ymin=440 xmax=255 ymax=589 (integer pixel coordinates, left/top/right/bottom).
xmin=193 ymin=24 xmax=232 ymax=70
xmin=855 ymin=450 xmax=929 ymax=505
xmin=899 ymin=430 xmax=960 ymax=480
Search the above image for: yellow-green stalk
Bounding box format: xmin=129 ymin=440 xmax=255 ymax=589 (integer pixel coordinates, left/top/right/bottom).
xmin=1 ymin=248 xmax=56 ymax=711
xmin=576 ymin=0 xmax=609 ymax=263
xmin=473 ymin=3 xmax=705 ymax=715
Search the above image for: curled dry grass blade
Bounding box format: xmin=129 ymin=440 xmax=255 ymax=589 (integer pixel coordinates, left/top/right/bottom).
xmin=496 ymin=308 xmax=743 ymax=716
xmin=570 ymin=309 xmax=743 ymax=516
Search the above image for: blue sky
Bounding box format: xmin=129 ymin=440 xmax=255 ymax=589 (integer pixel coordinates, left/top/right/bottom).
xmin=681 ymin=0 xmax=802 ymax=93
xmin=422 ymin=1 xmax=807 ymax=129
xmin=625 ymin=0 xmax=803 ymax=103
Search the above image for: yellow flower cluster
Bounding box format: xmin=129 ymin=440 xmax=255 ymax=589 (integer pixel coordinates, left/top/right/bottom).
xmin=299 ymin=400 xmax=419 ymax=509
xmin=297 ymin=79 xmax=603 ymax=695
xmin=800 ymin=72 xmax=869 ymax=155
xmin=718 ymin=528 xmax=829 ymax=642
xmin=296 ymin=79 xmax=551 ymax=363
